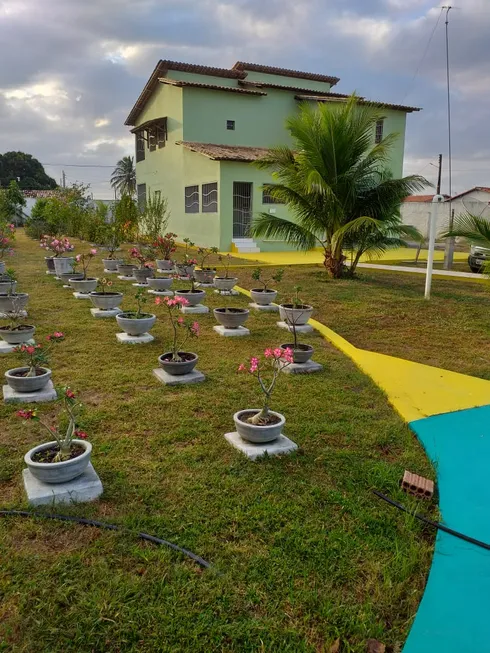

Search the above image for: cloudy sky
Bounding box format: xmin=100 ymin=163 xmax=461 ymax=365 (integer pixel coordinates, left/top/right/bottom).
xmin=1 ymin=0 xmax=489 ymax=198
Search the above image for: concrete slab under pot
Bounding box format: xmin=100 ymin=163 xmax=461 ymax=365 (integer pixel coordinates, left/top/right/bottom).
xmin=174 ymin=289 xmax=206 ymax=306
xmin=89 ymin=291 xmax=123 ymax=311
xmin=25 ymin=439 xmax=92 ymax=484
xmin=213 ymin=307 xmax=249 ymax=329
xmin=233 ymin=409 xmax=285 ymax=443
xmin=116 ymin=312 xmax=156 ymax=336
xmin=280 ymin=343 xmax=314 ymax=364
xmin=5 ymin=366 xmax=52 ymax=393
xmin=0 ymin=324 xmax=36 ymax=345
xmin=158 ymin=352 xmax=198 ymax=375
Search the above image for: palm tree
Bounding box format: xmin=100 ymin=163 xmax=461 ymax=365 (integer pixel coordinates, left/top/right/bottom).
xmin=441 ymin=212 xmax=490 ymax=273
xmin=250 ymin=96 xmax=428 ymax=278
xmin=111 ymin=156 xmax=136 ymax=197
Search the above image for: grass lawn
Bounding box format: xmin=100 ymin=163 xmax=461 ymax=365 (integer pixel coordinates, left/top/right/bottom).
xmin=0 ymin=233 xmax=436 ymax=652
xmin=238 ymin=263 xmax=490 ymax=379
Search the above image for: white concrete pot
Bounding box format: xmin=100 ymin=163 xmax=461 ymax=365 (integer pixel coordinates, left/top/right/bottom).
xmin=214 ymin=277 xmax=238 ymax=291
xmin=156 ymin=259 xmax=174 ymax=271
xmin=89 ymin=292 xmax=123 ymax=310
xmin=53 ymin=257 xmax=75 ymax=276
xmin=0 ymin=261 xmax=5 ymax=274
xmin=102 ymin=258 xmax=124 ymax=271
xmin=0 ymin=280 xmax=17 ymax=294
xmin=279 ymin=304 xmax=313 ymax=326
xmin=174 ymin=289 xmax=206 ymax=306
xmin=0 ymin=293 xmax=29 ymax=313
xmin=250 ymin=289 xmax=277 ymax=305
xmin=5 ymin=366 xmax=51 ymax=392
xmin=233 ymin=409 xmax=285 ymax=443
xmin=133 ymin=268 xmax=154 ymax=283
xmin=280 ymin=343 xmax=314 ymax=364
xmin=25 ymin=439 xmax=92 ymax=484
xmin=117 ymin=264 xmax=136 ymax=276
xmin=69 ymin=278 xmax=98 ymax=293
xmin=0 ymin=325 xmax=35 ymax=345
xmin=44 ymin=257 xmax=56 ymax=274
xmin=214 ymin=307 xmax=249 ymax=328
xmin=116 ymin=313 xmax=156 ymax=336
xmin=148 ymin=277 xmax=173 ymax=291
xmin=194 ymin=269 xmax=216 ymax=284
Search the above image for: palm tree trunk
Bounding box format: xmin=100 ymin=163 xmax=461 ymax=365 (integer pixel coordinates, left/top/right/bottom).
xmin=323 ymin=250 xmax=345 ymax=278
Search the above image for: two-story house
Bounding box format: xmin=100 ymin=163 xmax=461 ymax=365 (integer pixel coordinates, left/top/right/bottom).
xmin=125 ymin=60 xmax=420 ymax=253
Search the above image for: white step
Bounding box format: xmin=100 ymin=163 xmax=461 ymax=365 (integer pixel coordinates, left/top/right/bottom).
xmin=233 ymin=238 xmax=260 ymax=253
xmin=236 ymin=247 xmax=260 ymax=253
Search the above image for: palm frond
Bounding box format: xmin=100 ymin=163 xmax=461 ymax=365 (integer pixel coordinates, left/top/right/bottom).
xmin=250 ymin=213 xmax=319 ymax=250
xmin=440 ymin=212 xmax=490 ymax=247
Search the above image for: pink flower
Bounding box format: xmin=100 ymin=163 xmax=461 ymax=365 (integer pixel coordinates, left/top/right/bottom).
xmin=191 ymin=321 xmax=200 ymax=336
xmin=65 ymin=388 xmax=76 ymax=399
xmin=74 ymin=429 xmax=87 ymax=439
xmin=26 ymin=346 xmax=35 ymax=355
xmin=249 ymin=357 xmax=259 ymax=373
xmin=90 ymin=248 xmax=97 ymax=255
xmin=264 ymin=348 xmax=273 ymax=358
xmin=177 ymin=316 xmax=184 ymax=324
xmin=75 ymin=254 xmax=81 ymax=263
xmin=17 ymin=409 xmax=36 ymax=420
xmin=238 ymin=364 xmax=246 ymax=372
xmin=282 ymin=347 xmax=294 ymax=364
xmin=53 ymin=332 xmax=64 ymax=338
xmin=174 ymin=295 xmax=190 ymax=307
xmin=154 ymin=297 xmax=162 ymax=306
xmin=273 ymin=348 xmax=283 ymax=359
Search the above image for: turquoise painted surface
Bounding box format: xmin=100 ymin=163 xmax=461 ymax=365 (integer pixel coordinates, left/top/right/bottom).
xmin=405 ymin=405 xmax=490 ymax=652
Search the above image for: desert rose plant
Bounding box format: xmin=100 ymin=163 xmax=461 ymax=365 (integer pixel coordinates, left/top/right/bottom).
xmin=96 ymin=278 xmax=114 ymax=294
xmin=73 ymin=248 xmax=97 ymax=279
xmin=179 ymin=238 xmax=197 ymax=267
xmin=217 ymin=253 xmax=234 ymax=279
xmin=40 ymin=235 xmax=74 ymax=257
xmin=251 ymin=267 xmax=284 ymax=291
xmin=197 ymin=246 xmax=219 ymax=270
xmin=14 ymin=332 xmax=64 ymax=376
xmin=129 ymin=246 xmax=154 ymax=269
xmin=153 ymin=233 xmax=177 ymax=261
xmin=238 ymin=347 xmax=294 ymax=425
xmin=17 ymin=387 xmax=87 ymax=462
xmin=155 ymin=295 xmax=199 ymax=361
xmin=0 ymin=222 xmax=15 ymax=259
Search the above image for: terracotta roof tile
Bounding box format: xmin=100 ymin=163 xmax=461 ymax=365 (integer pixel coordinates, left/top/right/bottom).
xmin=296 ymin=94 xmax=421 ymax=113
xmin=238 ymin=80 xmax=353 ymax=97
xmin=233 ymin=62 xmax=340 ymax=86
xmin=159 ymin=79 xmax=266 ymax=96
xmin=450 ymin=187 xmax=490 ymax=201
xmin=177 ymin=142 xmax=269 ymax=162
xmin=22 ymin=190 xmax=61 ymax=198
xmin=403 ymin=195 xmax=437 ymax=203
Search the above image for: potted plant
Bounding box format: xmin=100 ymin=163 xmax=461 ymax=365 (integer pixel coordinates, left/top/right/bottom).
xmin=214 ymin=254 xmax=238 ymax=292
xmin=117 ymin=260 xmax=136 ymax=277
xmin=0 ymin=222 xmax=15 ymax=274
xmin=154 ymin=232 xmax=177 ymax=271
xmin=147 ymin=275 xmax=173 ymax=292
xmin=129 ymin=246 xmax=155 ymax=283
xmin=89 ymin=278 xmax=123 ymax=311
xmin=116 ymin=289 xmax=156 ymax=336
xmin=175 ymin=238 xmax=197 ymax=277
xmin=234 ymin=347 xmax=294 ymax=443
xmin=0 ymin=269 xmax=29 ymax=315
xmin=102 ymin=224 xmax=124 ymax=271
xmin=213 ymin=306 xmax=249 ymax=329
xmin=0 ymin=267 xmax=17 ymax=294
xmin=19 ymin=388 xmax=92 ymax=483
xmin=250 ymin=267 xmax=284 ymax=306
xmin=69 ymin=248 xmax=98 ymax=293
xmin=5 ymin=332 xmax=64 ymax=393
xmin=174 ymin=271 xmax=206 ymax=306
xmin=279 ymin=315 xmax=314 ymax=364
xmin=279 ymin=285 xmax=313 ymax=326
xmin=0 ymin=281 xmax=35 ymax=345
xmin=155 ymin=295 xmax=200 ymax=375
xmin=40 ymin=235 xmax=75 ymax=276
xmin=194 ymin=246 xmax=219 ymax=284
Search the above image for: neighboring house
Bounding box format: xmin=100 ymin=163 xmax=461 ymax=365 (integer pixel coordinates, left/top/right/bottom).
xmin=21 ymin=190 xmax=62 ymax=221
xmin=125 ymin=60 xmax=421 ymax=253
xmin=402 ymin=187 xmax=490 ymax=240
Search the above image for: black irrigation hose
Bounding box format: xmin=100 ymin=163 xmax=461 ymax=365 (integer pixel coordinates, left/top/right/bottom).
xmin=373 ymin=490 xmax=490 ymax=552
xmin=0 ymin=510 xmax=212 ymax=569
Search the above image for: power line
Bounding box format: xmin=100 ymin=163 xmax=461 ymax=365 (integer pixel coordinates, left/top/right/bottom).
xmin=401 ymin=7 xmax=444 ymax=103
xmin=41 ymin=163 xmax=114 ymax=168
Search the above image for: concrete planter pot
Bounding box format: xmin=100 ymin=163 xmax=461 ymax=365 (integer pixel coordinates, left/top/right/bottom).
xmin=25 ymin=439 xmax=92 ymax=484
xmin=53 ymin=257 xmax=75 ymax=276
xmin=102 ymin=258 xmax=124 ymax=271
xmin=116 ymin=312 xmax=156 ymax=336
xmin=148 ymin=276 xmax=173 ymax=291
xmin=175 ymin=263 xmax=195 ymax=277
xmin=0 ymin=325 xmax=35 ymax=345
xmin=0 ymin=279 xmax=17 ymax=294
xmin=234 ymin=409 xmax=285 ymax=443
xmin=117 ymin=264 xmax=136 ymax=276
xmin=279 ymin=304 xmax=313 ymax=326
xmin=60 ymin=271 xmax=84 ymax=285
xmin=69 ymin=277 xmax=98 ymax=293
xmin=5 ymin=366 xmax=51 ymax=392
xmin=156 ymin=259 xmax=174 ymax=271
xmin=158 ymin=352 xmax=198 ymax=376
xmin=280 ymin=343 xmax=314 ymax=364
xmin=0 ymin=292 xmax=29 ymax=313
xmin=250 ymin=288 xmax=277 ymax=306
xmin=0 ymin=261 xmax=5 ymax=274
xmin=194 ymin=269 xmax=216 ymax=284
xmin=214 ymin=307 xmax=249 ymax=329
xmin=44 ymin=257 xmax=56 ymax=274
xmin=89 ymin=292 xmax=123 ymax=310
xmin=175 ymin=289 xmax=206 ymax=306
xmin=133 ymin=268 xmax=154 ymax=283
xmin=214 ymin=277 xmax=238 ymax=292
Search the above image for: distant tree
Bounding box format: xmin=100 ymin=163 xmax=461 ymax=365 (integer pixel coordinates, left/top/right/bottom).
xmin=0 ymin=180 xmax=26 ymax=224
xmin=0 ymin=152 xmax=57 ymax=190
xmin=111 ymin=156 xmax=136 ymax=197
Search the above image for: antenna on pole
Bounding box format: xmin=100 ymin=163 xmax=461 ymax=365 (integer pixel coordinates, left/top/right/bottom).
xmin=442 ymin=5 xmax=454 ymax=270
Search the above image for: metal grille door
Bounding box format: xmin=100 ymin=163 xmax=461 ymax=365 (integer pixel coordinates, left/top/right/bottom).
xmin=233 ymin=182 xmax=253 ymax=237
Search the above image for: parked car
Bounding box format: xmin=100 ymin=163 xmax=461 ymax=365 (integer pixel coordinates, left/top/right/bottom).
xmin=468 ymin=245 xmax=490 ymax=273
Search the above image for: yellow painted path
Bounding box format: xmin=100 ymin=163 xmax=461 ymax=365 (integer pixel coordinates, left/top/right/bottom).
xmin=237 ymin=287 xmax=490 ymax=423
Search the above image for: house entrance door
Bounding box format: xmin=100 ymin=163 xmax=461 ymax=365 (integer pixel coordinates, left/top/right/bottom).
xmin=232 ymin=182 xmax=253 ymax=238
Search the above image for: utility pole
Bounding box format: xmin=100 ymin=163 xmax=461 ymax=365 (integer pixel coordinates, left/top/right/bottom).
xmin=62 ymin=170 xmax=66 ymax=189
xmin=436 ymin=153 xmax=442 ymax=195
xmin=442 ymin=6 xmax=454 ymax=270
xmin=425 ymin=195 xmax=445 ymax=299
